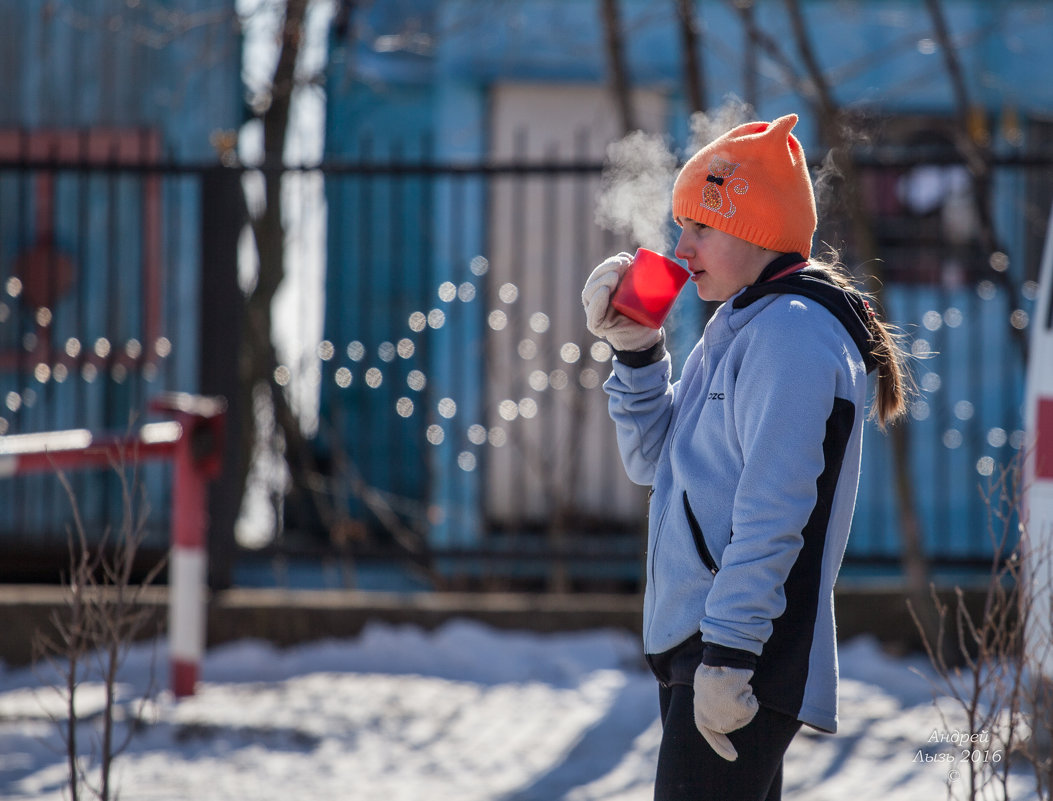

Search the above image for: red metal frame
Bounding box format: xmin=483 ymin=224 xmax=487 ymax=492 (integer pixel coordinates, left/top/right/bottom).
xmin=0 ymin=127 xmax=164 ymax=374
xmin=0 ymin=392 xmax=226 ymax=697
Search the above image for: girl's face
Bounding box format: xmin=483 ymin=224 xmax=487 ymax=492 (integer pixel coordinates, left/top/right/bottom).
xmin=674 ymin=216 xmax=773 ymax=302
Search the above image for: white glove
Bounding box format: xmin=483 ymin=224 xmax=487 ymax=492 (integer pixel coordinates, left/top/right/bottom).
xmin=692 ymin=663 xmax=759 ymax=762
xmin=581 ymin=253 xmax=663 ymax=353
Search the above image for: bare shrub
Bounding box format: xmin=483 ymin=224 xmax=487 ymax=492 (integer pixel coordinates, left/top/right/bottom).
xmin=33 ymin=461 xmax=166 ymax=801
xmin=909 ymin=457 xmax=1053 ymax=800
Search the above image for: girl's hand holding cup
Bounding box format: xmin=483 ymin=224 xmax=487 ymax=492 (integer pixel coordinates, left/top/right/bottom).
xmin=583 ymin=249 xmax=685 ymax=352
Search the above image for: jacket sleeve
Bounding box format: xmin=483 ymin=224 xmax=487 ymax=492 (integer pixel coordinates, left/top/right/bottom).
xmin=602 ymin=346 xmax=677 ymax=487
xmin=699 ymin=303 xmax=848 ymax=655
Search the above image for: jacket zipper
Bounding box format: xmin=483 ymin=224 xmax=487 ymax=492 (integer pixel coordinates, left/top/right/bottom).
xmin=644 ymin=485 xmax=669 ymax=646
xmin=682 ymin=491 xmax=719 ymax=575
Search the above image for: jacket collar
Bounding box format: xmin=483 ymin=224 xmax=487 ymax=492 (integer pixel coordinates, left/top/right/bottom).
xmin=732 ymin=256 xmax=880 ymax=374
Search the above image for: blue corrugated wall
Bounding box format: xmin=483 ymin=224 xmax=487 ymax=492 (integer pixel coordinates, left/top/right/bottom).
xmin=0 ymin=1 xmax=242 ymax=552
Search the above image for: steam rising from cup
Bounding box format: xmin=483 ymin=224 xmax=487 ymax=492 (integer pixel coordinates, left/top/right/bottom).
xmin=594 ymin=131 xmax=678 ymax=252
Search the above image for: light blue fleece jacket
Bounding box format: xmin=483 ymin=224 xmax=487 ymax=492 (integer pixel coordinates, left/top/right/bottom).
xmin=604 ymin=283 xmax=871 ymax=733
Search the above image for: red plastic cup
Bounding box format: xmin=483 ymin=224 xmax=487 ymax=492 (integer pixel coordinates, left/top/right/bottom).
xmin=610 ymin=248 xmax=689 ymax=329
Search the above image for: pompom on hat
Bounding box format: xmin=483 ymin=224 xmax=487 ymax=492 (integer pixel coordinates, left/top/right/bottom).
xmin=671 ymin=114 xmax=817 ymax=257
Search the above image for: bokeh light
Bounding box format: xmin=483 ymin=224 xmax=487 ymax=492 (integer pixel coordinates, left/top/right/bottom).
xmin=590 ymin=341 xmax=612 ymax=362
xmin=407 ymin=370 xmax=427 ymax=391
xmin=920 ymin=372 xmax=941 ymax=393
xmin=529 ymin=312 xmax=550 ymax=333
xmin=438 ymin=281 xmax=457 ymax=302
xmin=470 ymin=256 xmax=490 ymax=276
xmin=438 ymin=398 xmax=457 ymax=419
xmin=498 ymin=283 xmax=519 ymax=304
xmin=498 ymin=400 xmax=518 ymax=421
xmin=488 ymin=310 xmax=508 ymax=331
xmin=560 ymin=343 xmax=581 ymax=363
xmin=579 ymin=368 xmax=600 ymax=389
xmin=347 ymin=341 xmax=366 ymax=361
xmin=517 ymin=339 xmax=537 ymax=360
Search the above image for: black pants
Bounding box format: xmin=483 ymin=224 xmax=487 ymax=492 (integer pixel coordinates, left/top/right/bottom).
xmin=655 ymin=683 xmax=801 ymax=801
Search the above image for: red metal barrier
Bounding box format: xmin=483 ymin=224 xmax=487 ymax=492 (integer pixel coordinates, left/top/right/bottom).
xmin=0 ymin=392 xmax=226 ymax=697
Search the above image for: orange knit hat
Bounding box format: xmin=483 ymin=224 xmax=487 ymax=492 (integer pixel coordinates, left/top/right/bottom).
xmin=671 ymin=114 xmax=817 ymax=257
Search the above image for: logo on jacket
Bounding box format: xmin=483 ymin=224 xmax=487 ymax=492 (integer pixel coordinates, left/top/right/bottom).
xmin=708 ymin=392 xmax=725 ymax=400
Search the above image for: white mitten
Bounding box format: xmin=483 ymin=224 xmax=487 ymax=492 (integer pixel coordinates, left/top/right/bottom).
xmin=692 ymin=663 xmax=760 ymax=762
xmin=581 ymin=253 xmax=662 ymax=353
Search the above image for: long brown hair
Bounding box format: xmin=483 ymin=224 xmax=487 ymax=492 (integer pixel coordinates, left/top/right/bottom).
xmin=809 ymin=249 xmax=914 ymax=430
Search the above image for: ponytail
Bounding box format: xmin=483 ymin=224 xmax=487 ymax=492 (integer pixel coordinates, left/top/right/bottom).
xmin=865 ymin=306 xmax=912 ymax=430
xmin=808 ymin=249 xmax=913 ymax=430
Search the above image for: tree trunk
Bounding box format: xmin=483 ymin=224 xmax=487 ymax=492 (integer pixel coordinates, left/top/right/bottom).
xmin=235 ymin=0 xmax=339 ymax=547
xmin=740 ymin=0 xmax=759 ymax=110
xmin=674 ymin=0 xmax=706 ymax=115
xmin=600 ymin=0 xmax=636 ymax=134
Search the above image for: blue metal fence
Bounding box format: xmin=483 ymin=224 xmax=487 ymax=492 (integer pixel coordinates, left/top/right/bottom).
xmin=0 ymin=150 xmax=212 ymax=579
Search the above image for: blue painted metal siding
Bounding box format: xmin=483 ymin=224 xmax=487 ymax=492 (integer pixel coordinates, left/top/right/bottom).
xmin=853 ymin=283 xmax=1028 ymax=562
xmin=320 ymin=69 xmax=490 ymax=546
xmin=0 ymin=2 xmax=242 ymax=553
xmin=0 ymin=1 xmax=242 ymax=160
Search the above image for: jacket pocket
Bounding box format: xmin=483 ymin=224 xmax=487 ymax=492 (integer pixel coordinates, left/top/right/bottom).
xmin=682 ymin=491 xmax=719 ymax=575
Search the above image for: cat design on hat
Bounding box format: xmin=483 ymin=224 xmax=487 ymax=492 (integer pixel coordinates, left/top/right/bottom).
xmin=701 ymin=157 xmax=749 ymax=219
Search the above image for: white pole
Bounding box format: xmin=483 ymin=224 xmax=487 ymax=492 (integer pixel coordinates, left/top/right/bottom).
xmin=1023 ymin=201 xmax=1053 ymax=682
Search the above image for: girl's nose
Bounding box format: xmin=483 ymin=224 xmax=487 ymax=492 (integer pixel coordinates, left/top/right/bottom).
xmin=674 ymin=228 xmax=691 ymax=261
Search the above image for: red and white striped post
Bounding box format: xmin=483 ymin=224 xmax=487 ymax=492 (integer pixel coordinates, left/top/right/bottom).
xmin=0 ymin=392 xmax=226 ymax=698
xmin=151 ymin=394 xmax=226 ymax=697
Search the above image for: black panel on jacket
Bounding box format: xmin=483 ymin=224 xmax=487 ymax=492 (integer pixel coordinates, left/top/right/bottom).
xmin=749 ymin=397 xmax=856 ymax=730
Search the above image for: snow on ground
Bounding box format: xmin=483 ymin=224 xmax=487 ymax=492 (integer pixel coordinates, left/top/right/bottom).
xmin=0 ymin=620 xmax=1040 ymax=800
